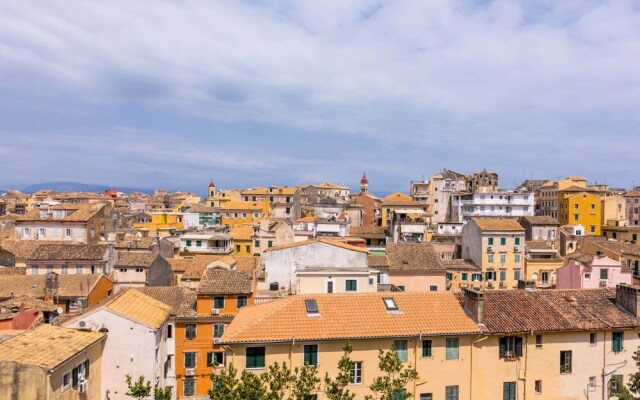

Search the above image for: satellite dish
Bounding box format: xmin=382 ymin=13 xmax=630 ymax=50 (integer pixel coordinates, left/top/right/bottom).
xmin=55 ymin=307 xmax=64 ymax=314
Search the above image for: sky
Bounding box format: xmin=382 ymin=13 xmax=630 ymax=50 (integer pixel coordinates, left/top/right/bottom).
xmin=1 ymin=0 xmax=639 ymax=195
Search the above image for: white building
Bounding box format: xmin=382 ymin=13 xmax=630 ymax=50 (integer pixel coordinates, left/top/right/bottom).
xmin=451 ymin=191 xmax=534 ymax=223
xmin=64 ymin=289 xmax=172 ymax=399
xmin=262 ymin=238 xmax=369 ymax=293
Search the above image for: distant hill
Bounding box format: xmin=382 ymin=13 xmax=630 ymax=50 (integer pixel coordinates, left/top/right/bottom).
xmin=21 ymin=182 xmax=154 ymax=195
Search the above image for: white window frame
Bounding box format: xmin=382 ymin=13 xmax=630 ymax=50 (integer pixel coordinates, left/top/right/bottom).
xmin=23 ymin=227 xmax=31 ymax=237
xmin=62 ymin=371 xmax=72 ymax=391
xmin=588 ymin=376 xmax=596 ymax=391
xmin=350 ymin=361 xmax=362 ymax=385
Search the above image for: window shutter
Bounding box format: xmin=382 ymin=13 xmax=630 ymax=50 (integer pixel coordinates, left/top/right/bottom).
xmin=515 ymin=337 xmax=523 ymax=357
xmin=72 ymin=366 xmax=79 ymax=387
xmin=499 ymin=337 xmax=506 ymax=358
xmin=84 ymin=360 xmax=89 ymax=377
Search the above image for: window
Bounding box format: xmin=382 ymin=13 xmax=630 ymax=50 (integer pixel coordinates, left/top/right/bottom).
xmin=255 ymin=240 xmax=261 ymax=247
xmin=186 ymin=239 xmax=192 ymax=247
xmin=304 ymin=344 xmax=319 ymax=365
xmin=351 ymin=361 xmax=362 ymax=384
xmin=46 ymin=265 xmax=53 ymax=273
xmin=184 ymin=379 xmax=195 ymax=396
xmin=397 ymin=285 xmax=405 ymax=291
xmin=420 ymin=395 xmax=433 ymax=400
xmin=391 ymin=340 xmax=409 ymax=362
xmin=486 ymin=271 xmax=496 ymax=281
xmin=461 ymin=272 xmax=468 ymax=281
xmin=588 ymin=376 xmax=596 ymax=391
xmin=135 ymin=268 xmax=143 ymax=273
xmin=196 ymin=240 xmax=202 ymax=247
xmin=535 ymin=335 xmax=542 ymax=348
xmin=207 ymin=352 xmax=225 ymax=367
xmin=242 ymin=213 xmax=247 ymax=218
xmin=31 ymin=266 xmax=38 ymax=275
xmin=422 ymin=340 xmax=432 ymax=357
xmin=64 ymin=228 xmax=72 ymax=237
xmin=254 ymin=213 xmax=260 ymax=218
xmin=535 ymin=380 xmax=542 ymax=394
xmin=345 ymin=279 xmax=357 ymax=292
xmin=590 ymin=226 xmax=596 ymax=233
xmin=514 ymin=254 xmax=520 ymax=263
xmin=514 ymin=237 xmax=520 ymax=245
xmin=246 ymin=347 xmax=266 ymax=369
xmin=62 ymin=371 xmax=71 ymax=390
xmin=185 ymin=324 xmax=196 ymax=340
xmin=499 ymin=336 xmax=523 ymax=358
xmin=488 ymin=254 xmax=494 ymax=263
xmin=500 ymin=254 xmax=506 ymax=263
xmin=233 ymin=296 xmax=247 ymax=309
xmin=268 ymin=240 xmax=273 ymax=248
xmin=560 ymin=351 xmax=572 ymax=373
xmin=214 ymin=297 xmax=225 ymax=309
xmin=612 ymin=331 xmax=623 ymax=352
xmin=503 ymin=382 xmax=516 ymax=400
xmin=445 ymin=385 xmax=459 ymax=400
xmin=383 ymin=298 xmax=398 ymax=311
xmin=500 ymin=237 xmax=506 ymax=245
xmin=184 ymin=352 xmax=196 ymax=368
xmin=499 ymin=270 xmax=506 ymax=281
xmin=584 ymin=273 xmax=591 ymax=281
xmin=488 ymin=238 xmax=494 ymax=245
xmin=590 ymin=332 xmax=597 ymax=346
xmin=591 ymin=203 xmax=596 ymax=209
xmin=23 ymin=228 xmax=31 ymax=237
xmin=39 ymin=228 xmax=46 ymax=237
xmin=472 ymin=273 xmax=483 ymax=281
xmin=236 ymin=245 xmax=241 ymax=253
xmin=514 ymin=270 xmax=521 ymax=281
xmin=574 ymin=214 xmax=579 ymax=221
xmin=600 ymin=268 xmax=609 ymax=280
xmin=429 ymin=285 xmax=438 ymax=291
xmin=167 ymin=325 xmax=172 ymax=339
xmin=245 ymin=245 xmax=250 ymax=253
xmin=61 ymin=265 xmax=68 ymax=275
xmin=214 ymin=323 xmax=225 ymax=338
xmin=446 ymin=338 xmax=459 ymax=360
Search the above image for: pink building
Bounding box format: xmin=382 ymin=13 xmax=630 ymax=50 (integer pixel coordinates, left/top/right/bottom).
xmin=556 ymin=252 xmax=632 ymax=289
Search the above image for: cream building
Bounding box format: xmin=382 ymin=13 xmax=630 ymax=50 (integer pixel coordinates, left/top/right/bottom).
xmin=221 ymin=286 xmax=640 ymax=400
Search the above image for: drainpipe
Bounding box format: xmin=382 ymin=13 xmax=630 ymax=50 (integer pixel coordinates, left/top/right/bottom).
xmin=414 ymin=335 xmax=420 ymax=399
xmin=290 ymin=337 xmax=295 ymax=366
xmin=602 ymin=331 xmax=606 ymax=400
xmin=471 ymin=335 xmax=489 ymax=400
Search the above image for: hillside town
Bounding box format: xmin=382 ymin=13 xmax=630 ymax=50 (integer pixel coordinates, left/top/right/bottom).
xmin=0 ymin=170 xmax=639 ymax=399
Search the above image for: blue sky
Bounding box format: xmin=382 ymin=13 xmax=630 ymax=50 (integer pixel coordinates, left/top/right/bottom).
xmin=1 ymin=0 xmax=639 ymax=195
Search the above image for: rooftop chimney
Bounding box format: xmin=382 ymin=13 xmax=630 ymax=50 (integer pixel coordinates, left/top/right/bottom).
xmin=44 ymin=272 xmax=59 ymax=302
xmin=616 ymin=284 xmax=640 ymax=317
xmin=463 ymin=287 xmax=485 ymax=324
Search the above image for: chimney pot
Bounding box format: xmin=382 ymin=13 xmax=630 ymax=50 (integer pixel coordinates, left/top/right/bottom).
xmin=463 ymin=287 xmax=485 ymax=324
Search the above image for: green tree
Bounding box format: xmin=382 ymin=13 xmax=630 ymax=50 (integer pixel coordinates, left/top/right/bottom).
xmin=290 ymin=364 xmax=321 ymax=400
xmin=365 ymin=347 xmax=419 ymax=400
xmin=154 ymin=387 xmax=172 ymax=400
xmin=324 ymin=343 xmax=356 ymax=400
xmin=630 ymin=334 xmax=640 ymax=396
xmin=125 ymin=375 xmax=152 ymax=400
xmin=209 ymin=363 xmax=241 ymax=400
xmin=236 ymin=370 xmax=268 ymax=400
xmin=262 ymin=362 xmax=295 ymax=400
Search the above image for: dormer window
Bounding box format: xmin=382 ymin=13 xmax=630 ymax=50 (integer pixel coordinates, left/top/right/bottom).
xmin=383 ymin=298 xmax=398 ymax=311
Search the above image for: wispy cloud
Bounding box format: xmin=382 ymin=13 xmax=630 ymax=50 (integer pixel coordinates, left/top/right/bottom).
xmin=0 ymin=0 xmax=639 ymax=192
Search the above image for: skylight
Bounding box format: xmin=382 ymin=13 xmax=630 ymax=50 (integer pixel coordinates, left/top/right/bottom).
xmin=305 ymin=299 xmax=319 ymax=314
xmin=383 ymin=297 xmax=398 ymax=311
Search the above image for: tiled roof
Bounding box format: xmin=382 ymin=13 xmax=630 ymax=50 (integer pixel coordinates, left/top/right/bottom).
xmin=197 ymin=268 xmax=254 ymax=295
xmin=0 ymin=295 xmax=61 ymax=312
xmin=27 ymin=244 xmax=107 ymax=261
xmin=234 ymin=256 xmax=259 ymax=271
xmin=222 ymin=292 xmax=481 ymax=344
xmin=183 ymin=204 xmax=221 ymax=213
xmin=0 ymin=267 xmax=25 ymax=276
xmin=349 ymin=226 xmax=387 ymax=238
xmin=584 ymin=238 xmax=640 ymax=256
xmin=106 ymin=289 xmax=171 ymax=330
xmin=443 ymin=259 xmax=480 ymax=271
xmin=0 ymin=240 xmax=61 ymax=260
xmin=385 ymin=243 xmax=446 ymax=271
xmin=16 ymin=202 xmax=107 ymax=223
xmin=265 ymin=238 xmax=369 ymax=254
xmin=113 ymin=237 xmax=157 ymax=250
xmin=0 ymin=324 xmax=105 ymax=369
xmin=368 ymin=255 xmax=390 ymax=268
xmin=0 ymin=274 xmax=105 ymax=299
xmin=519 ymin=216 xmax=561 ymax=226
xmin=295 ymin=216 xmax=321 ymax=223
xmin=133 ymin=287 xmax=196 ymax=318
xmin=231 ymin=226 xmax=253 ymax=241
xmin=472 ymin=218 xmax=525 ymax=232
xmin=467 ymin=289 xmax=640 ymax=334
xmin=169 ymin=255 xmax=225 ymax=280
xmin=525 ymin=241 xmax=555 ymax=251
xmin=567 ymin=251 xmax=595 ymax=265
xmin=115 ymin=251 xmax=159 ymax=268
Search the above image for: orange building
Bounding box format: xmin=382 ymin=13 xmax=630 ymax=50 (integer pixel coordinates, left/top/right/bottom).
xmin=175 ymin=267 xmax=255 ymax=398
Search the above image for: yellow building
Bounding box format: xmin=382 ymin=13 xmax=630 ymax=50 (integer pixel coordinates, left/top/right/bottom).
xmin=221 ymin=200 xmax=270 ymax=228
xmin=538 ymin=177 xmax=587 ymax=219
xmin=381 ymin=192 xmax=428 ymax=227
xmin=221 ymin=287 xmax=640 ymax=400
xmin=557 ymin=188 xmax=603 ymax=235
xmin=523 ymin=241 xmax=564 ymax=287
xmin=230 ymin=225 xmax=254 ymax=256
xmin=132 ymin=212 xmax=184 ymax=235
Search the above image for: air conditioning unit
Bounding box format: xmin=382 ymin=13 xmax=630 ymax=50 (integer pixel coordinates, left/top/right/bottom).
xmin=214 ymin=338 xmax=222 ymax=344
xmin=185 ymin=368 xmax=195 ymax=377
xmin=600 ymin=279 xmax=608 ymax=286
xmin=211 ymin=309 xmax=220 ymax=315
xmin=78 ymin=381 xmax=89 ymax=393
xmin=78 ymin=319 xmax=92 ymax=330
xmin=514 ymin=246 xmax=520 ymax=252
xmin=487 ymin=245 xmax=493 ymax=252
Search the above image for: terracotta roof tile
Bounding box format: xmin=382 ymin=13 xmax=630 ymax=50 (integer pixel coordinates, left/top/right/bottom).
xmin=106 ymin=289 xmax=171 ymax=330
xmin=222 ymin=292 xmax=481 ymax=344
xmin=133 ymin=287 xmax=196 ymax=318
xmin=519 ymin=216 xmax=561 ymax=225
xmin=0 ymin=274 xmax=105 ymax=299
xmin=27 ymin=244 xmax=107 ymax=261
xmin=196 ymin=268 xmax=254 ymax=295
xmin=472 ymin=218 xmax=525 ymax=232
xmin=231 ymin=226 xmax=254 ymax=241
xmin=265 ymin=238 xmax=369 ymax=254
xmin=115 ymin=252 xmax=159 ymax=268
xmin=0 ymin=325 xmax=105 ymax=369
xmin=386 ymin=243 xmax=446 ymax=271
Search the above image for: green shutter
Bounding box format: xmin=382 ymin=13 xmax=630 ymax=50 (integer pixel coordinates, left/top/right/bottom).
xmin=461 ymin=273 xmax=468 ymax=281
xmin=304 ymin=345 xmax=318 ymax=365
xmin=488 ymin=238 xmax=494 ymax=245
xmin=499 ymin=337 xmax=506 ymax=358
xmin=515 ymin=337 xmax=523 ymax=357
xmin=515 ymin=237 xmax=520 ymax=245
xmin=613 ymin=332 xmax=623 ymax=352
xmin=72 ymin=366 xmax=79 ymax=387
xmin=500 ymin=237 xmax=506 ymax=245
xmin=422 ymin=340 xmax=432 ymax=357
xmin=84 ymin=359 xmax=89 ymax=377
